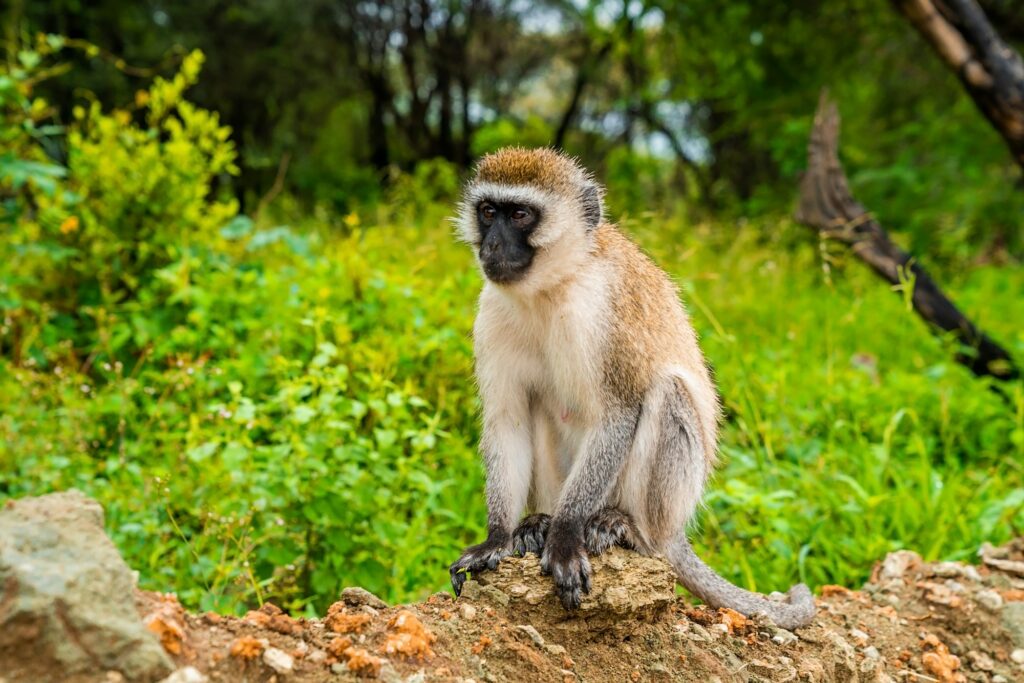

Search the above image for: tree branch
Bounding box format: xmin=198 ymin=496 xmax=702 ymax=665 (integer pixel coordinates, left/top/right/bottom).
xmin=795 ymin=92 xmax=1018 ymax=381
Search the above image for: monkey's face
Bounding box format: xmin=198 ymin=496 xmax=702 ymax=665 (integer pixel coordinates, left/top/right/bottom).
xmin=475 ymin=200 xmax=539 ymax=284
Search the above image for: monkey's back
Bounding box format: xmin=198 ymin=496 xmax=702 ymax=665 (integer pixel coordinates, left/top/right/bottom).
xmin=594 ymin=224 xmax=720 ymax=458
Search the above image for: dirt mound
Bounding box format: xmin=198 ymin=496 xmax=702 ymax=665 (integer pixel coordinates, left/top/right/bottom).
xmin=3 ymin=492 xmax=1024 ymax=682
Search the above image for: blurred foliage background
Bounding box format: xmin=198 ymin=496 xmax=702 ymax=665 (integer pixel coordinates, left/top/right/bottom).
xmin=1 ymin=0 xmax=1022 ymax=616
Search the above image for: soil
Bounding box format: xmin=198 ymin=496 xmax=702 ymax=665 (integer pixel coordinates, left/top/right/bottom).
xmin=116 ymin=540 xmax=1024 ymax=683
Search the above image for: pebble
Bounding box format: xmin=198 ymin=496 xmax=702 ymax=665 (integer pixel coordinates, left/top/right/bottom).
xmin=263 ymin=647 xmax=294 ymax=675
xmin=849 ymin=628 xmax=869 ymax=646
xmin=771 ymin=628 xmax=798 ymax=646
xmin=515 ymin=624 xmax=545 ymax=647
xmin=976 ymin=589 xmax=1004 ymax=611
xmin=460 ymin=604 xmax=478 ymax=621
xmin=342 ymin=586 xmax=388 ymax=609
xmin=992 ymin=676 xmax=1008 ymax=683
xmin=545 ymin=644 xmax=567 ymax=656
xmin=710 ymin=623 xmax=729 ymax=637
xmin=863 ymin=646 xmax=881 ymax=660
xmin=1010 ymin=649 xmax=1024 ymax=665
xmin=687 ymin=623 xmax=713 ymax=643
xmin=331 ymin=662 xmax=347 ymax=674
xmin=158 ymin=668 xmax=208 ymax=683
xmin=965 ymin=650 xmax=994 ymax=672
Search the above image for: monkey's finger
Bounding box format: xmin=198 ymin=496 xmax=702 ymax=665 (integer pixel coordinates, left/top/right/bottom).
xmin=449 ymin=563 xmax=468 ymax=596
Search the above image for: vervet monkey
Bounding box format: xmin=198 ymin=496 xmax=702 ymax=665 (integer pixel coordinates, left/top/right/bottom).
xmin=449 ymin=148 xmax=815 ymax=630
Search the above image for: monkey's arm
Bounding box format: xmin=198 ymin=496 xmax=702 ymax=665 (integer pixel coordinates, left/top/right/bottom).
xmin=541 ymin=405 xmax=640 ymax=609
xmin=449 ymin=395 xmax=533 ymax=595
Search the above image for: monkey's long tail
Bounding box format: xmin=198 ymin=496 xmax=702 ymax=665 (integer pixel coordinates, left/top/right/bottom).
xmin=664 ymin=534 xmax=816 ymax=631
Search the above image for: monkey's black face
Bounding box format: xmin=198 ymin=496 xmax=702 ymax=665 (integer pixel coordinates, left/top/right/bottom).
xmin=476 ymin=200 xmax=539 ymax=284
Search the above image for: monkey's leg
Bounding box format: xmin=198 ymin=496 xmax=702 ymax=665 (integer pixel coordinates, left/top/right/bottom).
xmin=541 ymin=406 xmax=640 ymax=610
xmin=510 ymin=513 xmax=551 ymax=556
xmin=584 ymin=507 xmax=637 ymax=555
xmin=652 ymin=377 xmax=816 ymax=630
xmin=449 ymin=398 xmax=533 ymax=595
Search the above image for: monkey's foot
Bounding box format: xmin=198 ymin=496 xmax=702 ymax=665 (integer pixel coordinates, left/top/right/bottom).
xmin=511 ymin=513 xmax=550 ymax=556
xmin=584 ymin=507 xmax=637 ymax=556
xmin=540 ymin=525 xmax=591 ymax=611
xmin=449 ymin=533 xmax=511 ymax=597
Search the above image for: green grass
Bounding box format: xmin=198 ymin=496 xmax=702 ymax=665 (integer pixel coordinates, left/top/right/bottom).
xmin=2 ymin=207 xmax=1022 ymax=615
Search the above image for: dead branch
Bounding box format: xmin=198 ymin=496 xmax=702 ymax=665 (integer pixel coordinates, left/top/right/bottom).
xmin=795 ymin=92 xmax=1018 ymax=381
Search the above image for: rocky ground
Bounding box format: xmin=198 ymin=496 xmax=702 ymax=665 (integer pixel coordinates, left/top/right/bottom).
xmin=2 ymin=491 xmax=1024 ymax=683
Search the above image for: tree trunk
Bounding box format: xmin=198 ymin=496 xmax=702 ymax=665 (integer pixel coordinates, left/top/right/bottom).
xmin=795 ymin=92 xmax=1018 ymax=381
xmin=892 ymin=0 xmax=1024 ymax=173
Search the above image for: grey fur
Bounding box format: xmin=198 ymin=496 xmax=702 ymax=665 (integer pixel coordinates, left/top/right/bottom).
xmin=665 ymin=531 xmax=816 ymax=631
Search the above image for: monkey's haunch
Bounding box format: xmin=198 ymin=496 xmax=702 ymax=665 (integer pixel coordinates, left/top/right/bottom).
xmin=666 ymin=534 xmax=816 ymax=631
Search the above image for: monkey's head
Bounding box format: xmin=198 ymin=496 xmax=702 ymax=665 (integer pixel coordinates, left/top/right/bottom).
xmin=456 ymin=147 xmax=605 ymax=290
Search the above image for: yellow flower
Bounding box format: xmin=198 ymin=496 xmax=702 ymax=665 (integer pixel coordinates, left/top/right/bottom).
xmin=343 ymin=212 xmax=360 ymax=228
xmin=318 ymin=286 xmax=331 ymax=299
xmin=135 ymin=90 xmax=150 ymax=108
xmin=59 ymin=216 xmax=79 ymax=234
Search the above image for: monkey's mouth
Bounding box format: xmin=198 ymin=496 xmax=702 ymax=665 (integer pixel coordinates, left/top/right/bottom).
xmin=482 ymin=257 xmax=533 ymax=284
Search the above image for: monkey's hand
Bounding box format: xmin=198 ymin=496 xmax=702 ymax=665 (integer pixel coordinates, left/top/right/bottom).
xmin=449 ymin=530 xmax=511 ymax=597
xmin=540 ymin=523 xmax=591 ymax=611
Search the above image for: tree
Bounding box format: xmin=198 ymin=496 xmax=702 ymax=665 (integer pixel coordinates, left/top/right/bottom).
xmin=892 ymin=0 xmax=1024 ymax=173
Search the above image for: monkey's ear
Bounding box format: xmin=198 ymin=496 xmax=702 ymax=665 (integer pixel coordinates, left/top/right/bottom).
xmin=580 ymin=183 xmax=604 ymax=230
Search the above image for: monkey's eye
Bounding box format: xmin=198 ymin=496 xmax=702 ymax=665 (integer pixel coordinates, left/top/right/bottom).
xmin=479 ymin=203 xmax=496 ymax=222
xmin=511 ymin=208 xmax=532 ymax=223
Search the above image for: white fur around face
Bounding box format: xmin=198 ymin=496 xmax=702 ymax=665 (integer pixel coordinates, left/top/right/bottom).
xmin=455 ymin=181 xmax=595 ymax=300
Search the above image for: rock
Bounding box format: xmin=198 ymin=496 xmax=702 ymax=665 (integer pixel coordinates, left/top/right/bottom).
xmin=0 ymin=490 xmax=174 ymax=682
xmin=976 ymin=589 xmax=1003 ymax=611
xmin=341 ymin=586 xmax=388 ymax=610
xmin=771 ymin=627 xmax=798 ymax=646
xmin=545 ymin=644 xmax=567 ymax=656
xmin=879 ymin=550 xmax=922 ymax=580
xmin=474 ymin=547 xmax=675 ymax=635
xmin=1003 ymin=603 xmax=1024 ymax=647
xmin=965 ymin=650 xmax=994 ymax=672
xmin=825 ymin=632 xmax=857 ymax=681
xmin=515 ymin=625 xmax=545 ymax=647
xmin=262 ymin=646 xmax=294 ymax=674
xmin=1010 ymin=649 xmax=1024 ymax=665
xmin=459 ymin=604 xmax=478 ymax=621
xmin=158 ymin=668 xmax=208 ymax=683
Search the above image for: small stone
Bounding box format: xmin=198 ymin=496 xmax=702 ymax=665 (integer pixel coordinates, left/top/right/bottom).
xmin=965 ymin=650 xmax=994 ymax=672
xmin=977 ymin=589 xmax=1003 ymax=611
xmin=479 ymin=585 xmax=510 ymax=606
xmin=1010 ymin=649 xmax=1024 ymax=665
xmin=331 ymin=662 xmax=347 ymax=674
xmin=262 ymin=647 xmax=294 ymax=674
xmin=992 ymin=676 xmax=1008 ymax=683
xmin=507 ymin=584 xmax=529 ymax=598
xmin=606 ymin=554 xmax=626 ymax=571
xmin=404 ymin=671 xmax=426 ymax=683
xmin=342 ymin=586 xmax=389 ymax=609
xmin=460 ymin=581 xmax=482 ymax=601
xmin=158 ymin=669 xmax=208 ymax=683
xmin=560 ymin=670 xmax=576 ymax=679
xmin=863 ymin=646 xmax=881 ymax=660
xmin=932 ymin=562 xmax=963 ymax=578
xmin=710 ymin=623 xmax=729 ymax=637
xmin=545 ymin=644 xmax=567 ymax=656
xmin=687 ymin=623 xmax=713 ymax=643
xmin=516 ymin=625 xmax=545 ymax=647
xmin=460 ymin=604 xmax=478 ymax=621
xmin=308 ymin=649 xmax=327 ymax=664
xmin=1002 ymin=603 xmax=1024 ymax=647
xmin=771 ymin=628 xmax=798 ymax=646
xmin=879 ymin=550 xmax=922 ymax=581
xmin=524 ymin=589 xmax=548 ymax=606
xmin=849 ymin=629 xmax=869 ymax=646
